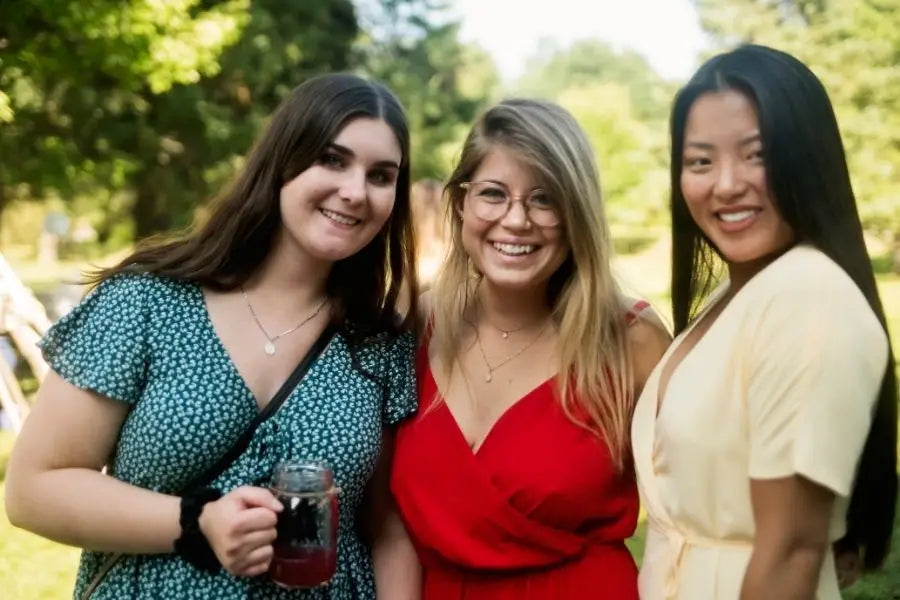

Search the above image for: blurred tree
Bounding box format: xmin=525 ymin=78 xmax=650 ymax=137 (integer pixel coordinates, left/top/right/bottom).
xmin=357 ymin=0 xmax=499 ymax=180
xmin=514 ymin=40 xmax=674 ymax=237
xmin=126 ymin=0 xmax=358 ymax=236
xmin=0 ymin=0 xmax=250 ymax=227
xmin=1 ymin=0 xmax=493 ymax=242
xmin=694 ymin=0 xmax=900 ymax=263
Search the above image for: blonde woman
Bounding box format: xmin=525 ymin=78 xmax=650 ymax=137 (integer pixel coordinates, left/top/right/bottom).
xmin=390 ymin=99 xmax=670 ymax=599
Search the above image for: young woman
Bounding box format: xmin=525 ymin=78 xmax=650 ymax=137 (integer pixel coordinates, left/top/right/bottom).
xmin=5 ymin=74 xmax=421 ymax=599
xmin=631 ymin=45 xmax=897 ymax=599
xmin=391 ymin=99 xmax=671 ymax=599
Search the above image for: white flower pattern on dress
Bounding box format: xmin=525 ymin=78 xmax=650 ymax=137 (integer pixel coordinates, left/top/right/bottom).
xmin=39 ymin=273 xmax=416 ymax=599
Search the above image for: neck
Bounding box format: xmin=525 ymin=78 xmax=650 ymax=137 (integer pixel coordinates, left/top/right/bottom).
xmin=727 ymin=244 xmax=794 ymax=293
xmin=245 ymin=231 xmax=331 ymax=306
xmin=477 ymin=279 xmax=552 ymax=332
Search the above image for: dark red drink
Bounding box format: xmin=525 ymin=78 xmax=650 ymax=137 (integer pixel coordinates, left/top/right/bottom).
xmin=270 ymin=545 xmax=337 ymax=588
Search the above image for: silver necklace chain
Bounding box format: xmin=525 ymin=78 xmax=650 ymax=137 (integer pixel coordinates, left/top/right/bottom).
xmin=474 ymin=320 xmax=550 ymax=383
xmin=240 ymin=286 xmax=328 ymax=356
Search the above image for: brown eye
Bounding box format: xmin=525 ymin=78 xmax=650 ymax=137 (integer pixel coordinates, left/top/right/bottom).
xmin=319 ymin=153 xmax=344 ymax=168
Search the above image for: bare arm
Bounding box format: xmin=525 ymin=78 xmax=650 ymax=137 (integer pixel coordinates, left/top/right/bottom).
xmin=5 ymin=370 xmax=181 ymax=553
xmin=366 ymin=428 xmax=421 ymax=600
xmin=5 ymin=370 xmax=282 ymax=576
xmin=740 ymin=476 xmax=834 ymax=600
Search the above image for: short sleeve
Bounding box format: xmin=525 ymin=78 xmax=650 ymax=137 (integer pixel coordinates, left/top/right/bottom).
xmin=745 ymin=278 xmax=888 ymax=496
xmin=38 ymin=273 xmax=152 ymax=405
xmin=381 ymin=330 xmax=417 ymax=425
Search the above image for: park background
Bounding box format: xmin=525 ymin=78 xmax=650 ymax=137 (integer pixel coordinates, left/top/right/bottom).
xmin=0 ymin=0 xmax=897 ymax=597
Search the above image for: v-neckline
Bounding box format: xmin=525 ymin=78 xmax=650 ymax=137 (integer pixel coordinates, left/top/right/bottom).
xmin=195 ymin=284 xmax=335 ymax=413
xmin=654 ymin=281 xmax=733 ymax=420
xmin=423 ymin=358 xmax=555 ymax=456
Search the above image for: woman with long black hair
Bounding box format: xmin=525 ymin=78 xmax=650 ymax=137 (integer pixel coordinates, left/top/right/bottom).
xmin=632 ymin=44 xmax=897 ymax=599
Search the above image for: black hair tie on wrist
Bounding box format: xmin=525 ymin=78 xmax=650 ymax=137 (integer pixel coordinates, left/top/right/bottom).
xmin=173 ymin=487 xmax=223 ymax=573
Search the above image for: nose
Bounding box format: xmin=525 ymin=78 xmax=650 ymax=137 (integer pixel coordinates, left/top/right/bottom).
xmin=712 ymin=161 xmax=748 ymax=201
xmin=499 ymin=197 xmax=531 ymax=230
xmin=339 ymin=168 xmax=367 ymax=204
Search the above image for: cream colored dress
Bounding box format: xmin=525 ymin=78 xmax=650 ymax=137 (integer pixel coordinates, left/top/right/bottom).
xmin=632 ymin=245 xmax=889 ymax=599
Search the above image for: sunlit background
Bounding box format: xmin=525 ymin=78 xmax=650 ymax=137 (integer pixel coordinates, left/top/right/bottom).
xmin=0 ymin=1 xmax=897 ymax=597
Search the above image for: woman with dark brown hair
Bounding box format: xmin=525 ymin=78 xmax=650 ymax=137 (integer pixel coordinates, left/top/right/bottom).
xmin=5 ymin=73 xmax=421 ymax=599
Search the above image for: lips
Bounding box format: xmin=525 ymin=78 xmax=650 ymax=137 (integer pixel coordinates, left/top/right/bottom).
xmin=320 ymin=208 xmax=361 ymax=226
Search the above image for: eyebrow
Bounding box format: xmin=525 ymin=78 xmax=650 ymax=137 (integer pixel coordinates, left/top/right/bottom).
xmin=684 ymin=132 xmax=762 ymax=150
xmin=479 ymin=179 xmax=543 ymax=191
xmin=328 ymin=143 xmax=400 ymax=170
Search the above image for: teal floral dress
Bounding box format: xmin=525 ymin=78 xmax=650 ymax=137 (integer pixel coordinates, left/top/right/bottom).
xmin=39 ymin=273 xmax=417 ymax=599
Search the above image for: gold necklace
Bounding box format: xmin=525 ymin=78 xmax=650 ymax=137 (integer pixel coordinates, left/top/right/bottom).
xmin=241 ymin=286 xmax=328 ymax=356
xmin=474 ymin=320 xmax=550 ymax=382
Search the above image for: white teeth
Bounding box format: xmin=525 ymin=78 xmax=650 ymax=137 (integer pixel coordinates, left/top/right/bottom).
xmin=492 ymin=242 xmax=536 ymax=256
xmin=719 ymin=209 xmax=756 ymax=223
xmin=321 ymin=209 xmax=359 ymax=225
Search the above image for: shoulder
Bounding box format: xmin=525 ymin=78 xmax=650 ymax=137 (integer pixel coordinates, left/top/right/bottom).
xmin=747 ymin=246 xmax=887 ymax=364
xmin=90 ymin=271 xmax=190 ymax=302
xmin=752 ymin=245 xmax=879 ymax=327
xmin=622 ymin=298 xmax=672 ymax=391
xmin=755 ymin=245 xmax=860 ymax=302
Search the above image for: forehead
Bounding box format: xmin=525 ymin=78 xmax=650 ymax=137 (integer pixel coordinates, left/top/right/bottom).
xmin=332 ymin=117 xmax=402 ymax=164
xmin=472 ymin=145 xmax=538 ymax=187
xmin=684 ymin=89 xmax=760 ymax=141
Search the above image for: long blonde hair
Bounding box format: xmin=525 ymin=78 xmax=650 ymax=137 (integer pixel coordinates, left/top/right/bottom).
xmin=430 ymin=99 xmax=635 ymax=469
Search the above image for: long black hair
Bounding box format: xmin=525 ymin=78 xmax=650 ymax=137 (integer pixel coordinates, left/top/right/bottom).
xmin=91 ymin=73 xmax=418 ymax=338
xmin=670 ymin=44 xmax=897 ymax=568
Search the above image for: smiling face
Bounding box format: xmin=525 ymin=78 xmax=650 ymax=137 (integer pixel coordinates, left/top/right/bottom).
xmin=680 ymin=89 xmax=795 ymax=276
xmin=459 ymin=146 xmax=569 ymax=291
xmin=276 ymin=117 xmax=402 ymax=265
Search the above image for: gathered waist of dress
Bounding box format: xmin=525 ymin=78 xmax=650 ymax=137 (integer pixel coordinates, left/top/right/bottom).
xmin=422 ymin=536 xmax=633 ymax=578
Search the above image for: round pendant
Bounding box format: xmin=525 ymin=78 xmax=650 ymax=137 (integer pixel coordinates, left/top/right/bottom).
xmin=485 ymin=373 xmax=492 ymax=383
xmin=501 ymin=331 xmax=509 ymax=339
xmin=264 ymin=341 xmax=276 ymax=356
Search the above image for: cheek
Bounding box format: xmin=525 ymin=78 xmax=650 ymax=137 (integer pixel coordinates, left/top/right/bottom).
xmin=680 ymin=176 xmax=708 ymax=220
xmin=370 ymin=190 xmax=397 ymax=226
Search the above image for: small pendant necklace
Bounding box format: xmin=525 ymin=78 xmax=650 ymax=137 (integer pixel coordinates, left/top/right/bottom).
xmin=475 ymin=320 xmax=550 ymax=382
xmin=241 ymin=286 xmax=328 ymax=356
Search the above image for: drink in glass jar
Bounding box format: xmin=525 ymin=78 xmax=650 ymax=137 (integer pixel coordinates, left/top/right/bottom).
xmin=268 ymin=460 xmax=339 ymax=589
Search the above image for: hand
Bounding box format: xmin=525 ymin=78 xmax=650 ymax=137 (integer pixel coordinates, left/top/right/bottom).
xmin=198 ymin=486 xmax=283 ymax=577
xmin=835 ymin=548 xmax=862 ymax=589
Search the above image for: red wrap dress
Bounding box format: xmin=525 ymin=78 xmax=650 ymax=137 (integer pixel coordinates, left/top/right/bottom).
xmin=391 ymin=310 xmax=645 ymax=599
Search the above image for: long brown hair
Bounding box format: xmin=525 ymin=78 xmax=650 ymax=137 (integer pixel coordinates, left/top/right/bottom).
xmin=90 ymin=73 xmax=418 ymax=337
xmin=431 ymin=99 xmax=634 ymax=469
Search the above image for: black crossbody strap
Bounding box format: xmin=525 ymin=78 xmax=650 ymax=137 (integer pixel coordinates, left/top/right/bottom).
xmin=80 ymin=324 xmax=337 ymax=600
xmin=188 ymin=323 xmax=337 ymax=491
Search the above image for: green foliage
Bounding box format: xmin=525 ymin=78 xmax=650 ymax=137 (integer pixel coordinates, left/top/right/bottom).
xmin=694 ymin=0 xmax=900 ymax=246
xmin=512 ymin=41 xmax=674 ymax=230
xmin=0 ymin=0 xmax=249 ymax=200
xmin=359 ymin=0 xmax=499 ymax=180
xmin=1 ymin=0 xmax=496 ymax=237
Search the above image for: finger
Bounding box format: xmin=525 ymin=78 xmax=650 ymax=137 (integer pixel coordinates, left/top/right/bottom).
xmin=234 ymin=543 xmax=274 ymax=576
xmin=235 ymin=527 xmax=279 ymax=553
xmin=230 ymin=486 xmax=283 ymax=512
xmin=233 ymin=507 xmax=280 ymax=533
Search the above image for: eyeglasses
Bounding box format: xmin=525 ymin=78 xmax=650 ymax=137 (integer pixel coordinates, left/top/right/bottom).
xmin=459 ymin=181 xmax=561 ymax=227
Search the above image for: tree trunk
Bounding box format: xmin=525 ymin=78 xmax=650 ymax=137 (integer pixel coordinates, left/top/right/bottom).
xmin=132 ymin=170 xmax=172 ymax=240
